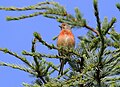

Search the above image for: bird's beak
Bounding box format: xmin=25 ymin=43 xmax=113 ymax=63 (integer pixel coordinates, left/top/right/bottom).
xmin=59 ymin=25 xmax=62 ymax=29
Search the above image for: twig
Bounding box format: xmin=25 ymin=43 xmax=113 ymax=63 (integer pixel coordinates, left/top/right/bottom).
xmin=104 ymin=17 xmax=116 ymax=35
xmin=84 ymin=24 xmax=99 ymax=36
xmin=31 ymin=38 xmax=39 ymax=66
xmin=94 ymin=0 xmax=105 ymax=61
xmin=0 ymin=48 xmax=33 ymax=68
xmin=0 ymin=6 xmax=48 ymax=11
xmin=6 ymin=12 xmax=44 ymax=21
xmin=33 ymin=32 xmax=82 ymax=58
xmin=0 ymin=62 xmax=36 ymax=75
xmin=22 ymin=51 xmax=69 ymax=60
xmin=93 ymin=0 xmax=104 ymax=86
xmin=31 ymin=38 xmax=46 ymax=84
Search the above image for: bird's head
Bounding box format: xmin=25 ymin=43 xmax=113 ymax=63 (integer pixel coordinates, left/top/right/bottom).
xmin=59 ymin=23 xmax=71 ymax=30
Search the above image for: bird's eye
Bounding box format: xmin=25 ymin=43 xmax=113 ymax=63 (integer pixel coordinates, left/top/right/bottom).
xmin=62 ymin=24 xmax=65 ymax=26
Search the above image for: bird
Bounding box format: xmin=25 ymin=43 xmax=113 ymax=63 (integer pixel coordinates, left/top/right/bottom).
xmin=57 ymin=23 xmax=75 ymax=75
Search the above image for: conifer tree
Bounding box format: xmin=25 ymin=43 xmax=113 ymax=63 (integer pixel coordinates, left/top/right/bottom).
xmin=0 ymin=0 xmax=120 ymax=87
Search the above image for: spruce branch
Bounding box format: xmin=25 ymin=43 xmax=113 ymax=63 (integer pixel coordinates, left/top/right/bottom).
xmin=116 ymin=3 xmax=120 ymax=11
xmin=84 ymin=24 xmax=99 ymax=36
xmin=0 ymin=48 xmax=33 ymax=68
xmin=0 ymin=6 xmax=48 ymax=11
xmin=93 ymin=0 xmax=102 ymax=36
xmin=6 ymin=10 xmax=66 ymax=21
xmin=102 ymin=76 xmax=120 ymax=84
xmin=0 ymin=1 xmax=119 ymax=86
xmin=0 ymin=1 xmax=67 ymax=21
xmin=104 ymin=17 xmax=116 ymax=35
xmin=0 ymin=1 xmax=54 ymax=11
xmin=6 ymin=12 xmax=44 ymax=21
xmin=46 ymin=62 xmax=59 ymax=72
xmin=23 ymin=83 xmax=40 ymax=87
xmin=93 ymin=0 xmax=105 ymax=61
xmin=41 ymin=61 xmax=59 ymax=75
xmin=31 ymin=38 xmax=37 ymax=52
xmin=75 ymin=8 xmax=82 ymax=21
xmin=33 ymin=32 xmax=56 ymax=49
xmin=23 ymin=51 xmax=67 ymax=60
xmin=57 ymin=8 xmax=99 ymax=35
xmin=0 ymin=1 xmax=64 ymax=11
xmin=104 ymin=48 xmax=120 ymax=56
xmin=0 ymin=1 xmax=99 ymax=36
xmin=81 ymin=41 xmax=91 ymax=58
xmin=57 ymin=68 xmax=70 ymax=79
xmin=0 ymin=1 xmax=99 ymax=35
xmin=93 ymin=0 xmax=105 ymax=86
xmin=31 ymin=38 xmax=39 ymax=70
xmin=33 ymin=32 xmax=82 ymax=58
xmin=31 ymin=38 xmax=47 ymax=84
xmin=34 ymin=1 xmax=52 ymax=6
xmin=0 ymin=62 xmax=36 ymax=75
xmin=74 ymin=8 xmax=99 ymax=35
xmin=23 ymin=50 xmax=70 ymax=75
xmin=64 ymin=62 xmax=96 ymax=86
xmin=48 ymin=65 xmax=60 ymax=75
xmin=22 ymin=51 xmax=59 ymax=72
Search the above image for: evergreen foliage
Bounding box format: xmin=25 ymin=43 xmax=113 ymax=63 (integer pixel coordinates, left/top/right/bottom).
xmin=0 ymin=0 xmax=120 ymax=87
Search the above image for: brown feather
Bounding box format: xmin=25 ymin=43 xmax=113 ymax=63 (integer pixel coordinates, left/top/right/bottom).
xmin=57 ymin=23 xmax=75 ymax=75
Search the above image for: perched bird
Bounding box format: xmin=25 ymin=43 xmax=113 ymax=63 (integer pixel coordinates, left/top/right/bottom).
xmin=57 ymin=23 xmax=75 ymax=75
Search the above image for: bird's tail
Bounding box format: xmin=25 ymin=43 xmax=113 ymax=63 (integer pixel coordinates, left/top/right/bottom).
xmin=58 ymin=60 xmax=65 ymax=75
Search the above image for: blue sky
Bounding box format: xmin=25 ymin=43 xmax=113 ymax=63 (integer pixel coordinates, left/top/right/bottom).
xmin=0 ymin=0 xmax=120 ymax=87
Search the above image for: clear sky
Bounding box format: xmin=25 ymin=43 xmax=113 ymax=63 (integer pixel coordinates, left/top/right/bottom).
xmin=0 ymin=0 xmax=120 ymax=87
